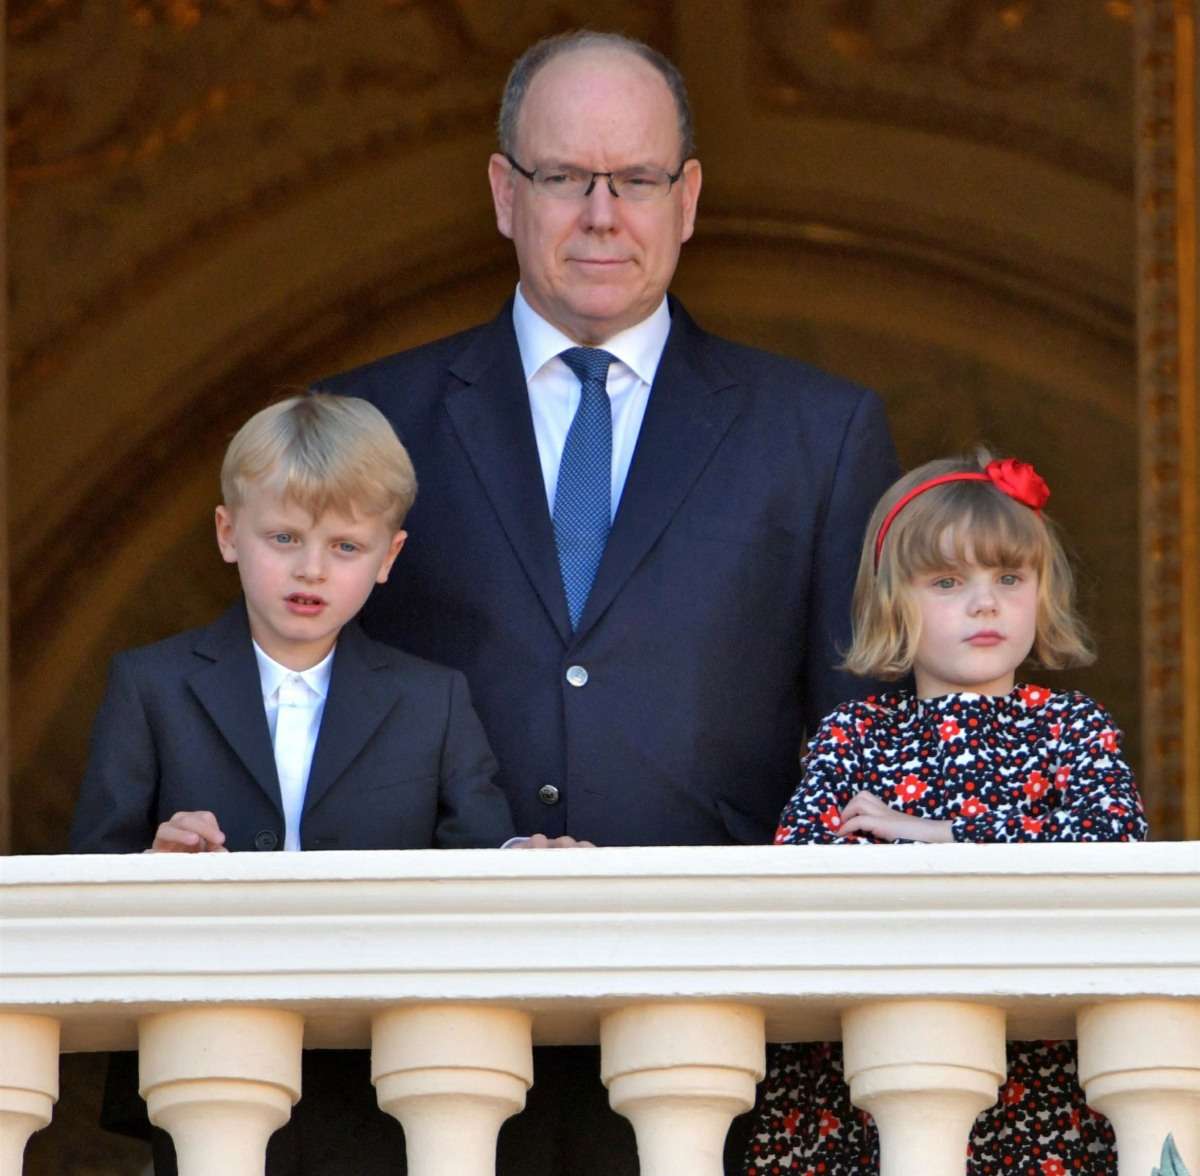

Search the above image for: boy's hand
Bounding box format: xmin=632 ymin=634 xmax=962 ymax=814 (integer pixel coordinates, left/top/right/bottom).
xmin=148 ymin=811 xmax=229 ymax=853
xmin=508 ymin=833 xmax=596 ymax=849
xmin=837 ymin=791 xmax=953 ymax=844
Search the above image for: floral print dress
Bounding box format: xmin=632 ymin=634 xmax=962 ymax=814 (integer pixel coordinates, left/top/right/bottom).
xmin=744 ymin=685 xmax=1148 ymax=1176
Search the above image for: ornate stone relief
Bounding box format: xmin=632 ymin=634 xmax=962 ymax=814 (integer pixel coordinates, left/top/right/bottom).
xmin=747 ymin=0 xmax=1133 ymax=188
xmin=6 ymin=0 xmax=667 ymax=386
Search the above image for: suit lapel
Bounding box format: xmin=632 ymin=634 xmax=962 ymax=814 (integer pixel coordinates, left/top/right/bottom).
xmin=303 ymin=621 xmax=400 ymax=814
xmin=188 ymin=600 xmax=281 ymax=813
xmin=442 ymin=306 xmax=573 ymax=641
xmin=574 ymin=302 xmax=745 ymax=636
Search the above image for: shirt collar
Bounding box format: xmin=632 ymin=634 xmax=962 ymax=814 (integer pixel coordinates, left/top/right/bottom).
xmin=512 ymin=285 xmax=671 ymax=387
xmin=253 ymin=641 xmax=335 ymax=702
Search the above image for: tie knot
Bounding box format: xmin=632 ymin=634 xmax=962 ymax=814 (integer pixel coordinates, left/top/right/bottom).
xmin=560 ymin=347 xmax=617 ymax=386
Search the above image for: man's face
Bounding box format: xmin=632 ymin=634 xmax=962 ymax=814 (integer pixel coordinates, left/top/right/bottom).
xmin=488 ymin=48 xmax=702 ymax=345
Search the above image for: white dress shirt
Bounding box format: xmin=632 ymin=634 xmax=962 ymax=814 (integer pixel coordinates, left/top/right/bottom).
xmin=513 ymin=285 xmax=671 ymax=518
xmin=253 ymin=642 xmax=334 ymax=852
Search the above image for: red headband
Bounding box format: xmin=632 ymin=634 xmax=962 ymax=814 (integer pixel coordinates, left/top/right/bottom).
xmin=873 ymin=458 xmax=1050 ymax=571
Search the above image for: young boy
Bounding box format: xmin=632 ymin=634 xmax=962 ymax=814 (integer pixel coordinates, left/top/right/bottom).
xmin=70 ymin=393 xmax=559 ymax=1176
xmin=71 ymin=392 xmax=518 ymax=857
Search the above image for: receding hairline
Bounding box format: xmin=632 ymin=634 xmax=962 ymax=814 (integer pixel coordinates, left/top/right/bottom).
xmin=498 ymin=32 xmax=695 ymax=160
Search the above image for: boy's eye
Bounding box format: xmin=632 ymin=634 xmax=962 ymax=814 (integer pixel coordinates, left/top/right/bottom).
xmin=337 ymin=542 xmax=359 ymax=554
xmin=272 ymin=533 xmax=294 ymax=545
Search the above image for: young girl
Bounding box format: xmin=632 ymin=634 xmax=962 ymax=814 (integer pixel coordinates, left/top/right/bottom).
xmin=744 ymin=451 xmax=1147 ymax=1176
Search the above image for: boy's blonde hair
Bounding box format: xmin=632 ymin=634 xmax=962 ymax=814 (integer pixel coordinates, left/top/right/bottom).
xmin=842 ymin=448 xmax=1094 ymax=679
xmin=221 ymin=393 xmax=417 ymax=527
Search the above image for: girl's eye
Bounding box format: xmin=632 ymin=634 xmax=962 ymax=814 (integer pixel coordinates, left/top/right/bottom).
xmin=934 ymin=577 xmax=958 ymax=590
xmin=999 ymin=572 xmax=1020 ymax=585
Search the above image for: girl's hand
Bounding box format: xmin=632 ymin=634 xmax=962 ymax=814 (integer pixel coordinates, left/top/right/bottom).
xmin=837 ymin=791 xmax=954 ymax=844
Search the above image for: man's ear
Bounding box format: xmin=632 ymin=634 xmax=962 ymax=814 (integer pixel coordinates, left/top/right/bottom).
xmin=678 ymin=159 xmax=702 ymax=244
xmin=214 ymin=505 xmax=238 ymax=564
xmin=376 ymin=530 xmax=407 ymax=583
xmin=488 ymin=153 xmax=516 ymax=240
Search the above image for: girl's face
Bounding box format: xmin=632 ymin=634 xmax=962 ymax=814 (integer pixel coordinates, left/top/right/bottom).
xmin=910 ymin=554 xmax=1039 ymax=699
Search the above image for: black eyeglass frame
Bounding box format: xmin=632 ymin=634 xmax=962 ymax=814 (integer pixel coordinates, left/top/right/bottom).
xmin=504 ymin=153 xmax=686 ymax=200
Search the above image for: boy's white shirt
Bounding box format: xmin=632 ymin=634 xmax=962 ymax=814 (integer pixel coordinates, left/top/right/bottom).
xmin=253 ymin=638 xmax=527 ymax=850
xmin=253 ymin=640 xmax=334 ymax=852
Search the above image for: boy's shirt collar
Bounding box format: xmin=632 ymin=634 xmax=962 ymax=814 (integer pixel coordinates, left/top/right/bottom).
xmin=252 ymin=641 xmax=335 ymax=701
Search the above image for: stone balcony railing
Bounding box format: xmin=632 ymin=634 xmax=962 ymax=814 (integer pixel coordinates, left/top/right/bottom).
xmin=1 ymin=843 xmax=1198 ymax=1176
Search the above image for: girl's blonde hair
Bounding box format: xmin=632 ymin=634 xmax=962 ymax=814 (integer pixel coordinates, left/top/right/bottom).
xmin=842 ymin=449 xmax=1094 ymax=679
xmin=221 ymin=393 xmax=417 ymax=528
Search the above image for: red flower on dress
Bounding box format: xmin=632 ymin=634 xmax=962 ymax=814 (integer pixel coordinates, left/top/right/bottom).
xmin=1050 ymin=722 xmax=1063 ymax=738
xmin=986 ymin=458 xmax=1051 ymax=512
xmin=1099 ymin=729 xmax=1118 ymax=752
xmin=783 ymin=1109 xmax=800 ymax=1134
xmin=961 ymin=797 xmax=988 ymax=818
xmin=818 ymin=1109 xmax=840 ymax=1137
xmin=1054 ymin=767 xmax=1071 ymax=788
xmin=1023 ymin=771 xmax=1051 ymax=799
xmin=819 ymin=807 xmax=843 ymax=832
xmin=830 ymin=725 xmax=849 ymax=745
xmin=1040 ymin=1159 xmax=1067 ymax=1176
xmin=896 ymin=774 xmax=927 ymax=801
xmin=937 ymin=718 xmax=962 ymax=741
xmin=1019 ymin=684 xmax=1051 ymax=707
xmin=1022 ymin=816 xmax=1044 ymax=835
xmin=1001 ymin=1080 xmax=1026 ymax=1105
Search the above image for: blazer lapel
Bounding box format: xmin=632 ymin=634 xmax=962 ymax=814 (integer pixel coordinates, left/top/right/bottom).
xmin=442 ymin=306 xmax=572 ymax=641
xmin=575 ymin=302 xmax=746 ymax=636
xmin=303 ymin=621 xmax=400 ymax=813
xmin=188 ymin=600 xmax=282 ymax=812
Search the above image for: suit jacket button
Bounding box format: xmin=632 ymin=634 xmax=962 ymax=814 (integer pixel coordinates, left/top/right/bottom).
xmin=565 ymin=665 xmax=588 ymax=687
xmin=254 ymin=830 xmax=278 ymax=851
xmin=538 ymin=785 xmax=561 ymax=805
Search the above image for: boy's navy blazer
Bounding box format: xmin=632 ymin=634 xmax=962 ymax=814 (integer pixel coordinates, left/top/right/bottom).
xmin=71 ymin=598 xmax=516 ymax=853
xmin=321 ymin=297 xmax=898 ymax=848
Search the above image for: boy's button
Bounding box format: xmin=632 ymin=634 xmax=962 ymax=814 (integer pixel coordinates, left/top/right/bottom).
xmin=538 ymin=785 xmax=561 ymax=805
xmin=254 ymin=830 xmax=278 ymax=851
xmin=565 ymin=665 xmax=589 ymax=687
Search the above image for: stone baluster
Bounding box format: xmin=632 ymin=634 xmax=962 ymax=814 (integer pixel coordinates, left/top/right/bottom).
xmin=600 ymin=1002 xmax=765 ymax=1176
xmin=139 ymin=1007 xmax=304 ymax=1176
xmin=842 ymin=1000 xmax=1006 ymax=1176
xmin=1077 ymin=999 xmax=1200 ymax=1176
xmin=372 ymin=1005 xmax=533 ymax=1176
xmin=0 ymin=1014 xmax=59 ymax=1176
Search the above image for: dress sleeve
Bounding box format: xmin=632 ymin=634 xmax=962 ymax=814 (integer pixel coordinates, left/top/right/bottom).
xmin=950 ymin=694 xmax=1148 ymax=843
xmin=776 ymin=710 xmax=875 ymax=845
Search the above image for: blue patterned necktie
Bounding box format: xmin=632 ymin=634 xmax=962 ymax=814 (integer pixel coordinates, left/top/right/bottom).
xmin=554 ymin=347 xmax=617 ymax=630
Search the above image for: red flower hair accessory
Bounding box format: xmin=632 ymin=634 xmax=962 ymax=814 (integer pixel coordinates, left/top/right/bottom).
xmin=873 ymin=458 xmax=1050 ymax=571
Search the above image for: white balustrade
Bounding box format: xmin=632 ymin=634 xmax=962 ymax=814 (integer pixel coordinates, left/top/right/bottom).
xmin=0 ymin=1014 xmax=58 ymax=1176
xmin=601 ymin=1002 xmax=764 ymax=1176
xmin=0 ymin=843 xmax=1196 ymax=1176
xmin=372 ymin=1005 xmax=532 ymax=1176
xmin=842 ymin=1001 xmax=1006 ymax=1176
xmin=1078 ymin=999 xmax=1200 ymax=1176
xmin=139 ymin=1007 xmax=303 ymax=1176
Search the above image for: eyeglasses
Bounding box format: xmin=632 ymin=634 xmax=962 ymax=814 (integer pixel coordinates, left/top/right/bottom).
xmin=505 ymin=154 xmax=685 ymax=201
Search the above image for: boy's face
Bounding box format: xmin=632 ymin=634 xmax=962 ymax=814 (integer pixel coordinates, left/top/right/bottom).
xmin=215 ymin=483 xmax=406 ymax=670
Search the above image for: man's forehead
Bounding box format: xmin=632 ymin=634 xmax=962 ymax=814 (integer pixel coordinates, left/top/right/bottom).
xmin=515 ymin=47 xmax=678 ymax=150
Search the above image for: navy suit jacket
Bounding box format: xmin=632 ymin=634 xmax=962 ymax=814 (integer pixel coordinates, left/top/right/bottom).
xmin=319 ymin=297 xmax=898 ymax=848
xmin=70 ymin=598 xmax=516 ymax=853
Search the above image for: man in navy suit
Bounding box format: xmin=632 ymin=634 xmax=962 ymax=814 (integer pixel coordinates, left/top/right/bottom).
xmin=320 ymin=29 xmax=898 ymax=1176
